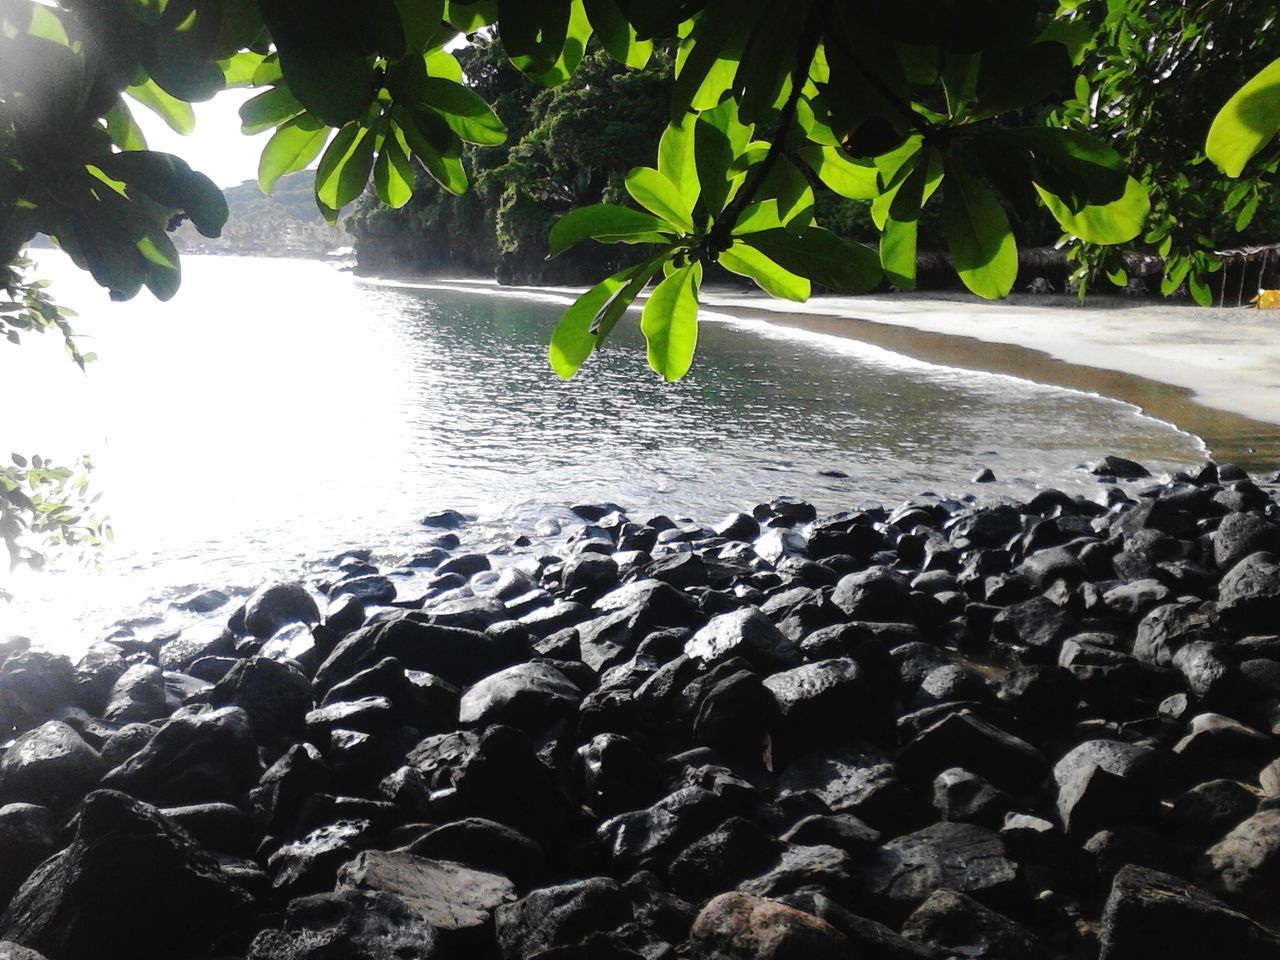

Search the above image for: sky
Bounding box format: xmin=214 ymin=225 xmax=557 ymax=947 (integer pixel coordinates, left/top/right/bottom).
xmin=131 ymin=88 xmax=272 ymax=189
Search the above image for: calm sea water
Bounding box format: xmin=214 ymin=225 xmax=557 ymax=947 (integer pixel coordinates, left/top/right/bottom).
xmin=2 ymin=253 xmax=1204 ymax=650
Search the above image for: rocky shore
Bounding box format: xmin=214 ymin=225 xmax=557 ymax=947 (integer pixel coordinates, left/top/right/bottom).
xmin=1 ymin=457 xmax=1280 ymax=959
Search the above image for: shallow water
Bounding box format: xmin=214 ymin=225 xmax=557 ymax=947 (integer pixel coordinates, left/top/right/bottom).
xmin=1 ymin=254 xmax=1204 ymax=650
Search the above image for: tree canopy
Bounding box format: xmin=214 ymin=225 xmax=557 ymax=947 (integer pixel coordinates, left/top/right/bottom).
xmin=3 ymin=0 xmax=1280 ymax=387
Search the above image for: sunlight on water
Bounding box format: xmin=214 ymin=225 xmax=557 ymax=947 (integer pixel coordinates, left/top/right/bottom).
xmin=1 ymin=253 xmax=1205 ymax=649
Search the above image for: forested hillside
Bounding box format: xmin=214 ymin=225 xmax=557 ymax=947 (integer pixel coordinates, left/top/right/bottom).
xmin=172 ymin=173 xmax=350 ymax=259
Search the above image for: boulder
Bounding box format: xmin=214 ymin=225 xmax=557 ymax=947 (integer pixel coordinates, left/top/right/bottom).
xmin=493 ymin=878 xmax=631 ymax=960
xmin=0 ymin=721 xmax=105 ymax=808
xmin=244 ymin=582 xmax=321 ymax=639
xmin=683 ymin=608 xmax=801 ymax=671
xmin=101 ymin=705 xmax=261 ymax=805
xmin=1215 ymin=514 xmax=1280 ymax=571
xmin=863 ymin=822 xmax=1020 ymax=907
xmin=1202 ymin=809 xmax=1280 ymax=908
xmin=407 ymin=818 xmax=546 ymax=891
xmin=689 ymin=891 xmax=853 ymax=960
xmin=0 ymin=804 xmax=57 ymax=905
xmin=102 ymin=664 xmax=170 ymax=723
xmin=831 ymin=567 xmax=912 ymax=622
xmin=668 ymin=818 xmax=783 ymax=902
xmin=1052 ymin=739 xmax=1162 ymax=837
xmin=458 ymin=663 xmax=581 ymax=728
xmin=0 ymin=652 xmax=78 ymax=732
xmin=1099 ymin=864 xmax=1280 ymax=960
xmin=902 ymin=888 xmax=1047 ymax=960
xmin=1217 ymin=552 xmax=1280 ymax=633
xmin=268 ymin=819 xmax=376 ymax=896
xmin=778 ymin=745 xmax=916 ymax=832
xmin=248 ymin=890 xmax=438 ymax=959
xmin=209 ymin=655 xmax=312 ymax=744
xmin=0 ymin=790 xmax=252 ymax=958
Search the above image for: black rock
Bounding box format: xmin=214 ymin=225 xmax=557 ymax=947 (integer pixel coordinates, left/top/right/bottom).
xmin=249 ymin=889 xmax=439 ymax=959
xmin=693 ymin=668 xmax=775 ymax=756
xmin=691 ymin=891 xmax=854 ymax=960
xmin=101 ymin=705 xmax=261 ymax=805
xmin=0 ymin=720 xmax=106 ymax=809
xmin=421 ymin=508 xmax=468 ymax=528
xmin=668 ymin=817 xmax=782 ymax=902
xmin=458 ymin=662 xmax=581 ymax=728
xmin=831 ymin=567 xmax=913 ymax=622
xmin=158 ymin=801 xmax=255 ymax=855
xmin=902 ymin=888 xmax=1048 ymax=960
xmin=932 ymin=767 xmax=1015 ymax=828
xmin=597 ymin=786 xmax=731 ymax=871
xmin=209 ymin=655 xmax=312 ymax=744
xmin=0 ymin=790 xmax=252 ymax=958
xmin=99 ymin=722 xmax=157 ymax=767
xmin=268 ymin=818 xmax=377 ymax=896
xmin=322 ymin=657 xmax=458 ymax=732
xmin=1099 ymin=864 xmax=1280 ymax=960
xmin=780 ymin=891 xmax=941 ymax=960
xmin=330 ymin=575 xmax=398 ymax=605
xmin=494 ymin=877 xmax=632 ymax=960
xmin=1202 ymin=809 xmax=1280 ymax=909
xmin=102 ymin=663 xmax=170 ymax=723
xmin=898 ymin=710 xmax=1047 ymax=796
xmin=778 ymin=744 xmax=917 ymax=832
xmin=437 ymin=553 xmax=491 ymax=578
xmin=862 ymin=821 xmax=1020 ymax=909
xmin=0 ymin=804 xmax=56 ymax=906
xmin=1053 ymin=739 xmax=1162 ymax=837
xmin=683 ymin=607 xmax=801 ymax=671
xmin=1217 ymin=552 xmax=1280 ymax=632
xmin=244 ymin=582 xmax=321 ymax=640
xmin=0 ymin=652 xmax=79 ymax=732
xmin=251 ymin=742 xmax=331 ymax=833
xmin=1169 ymin=779 xmax=1259 ymax=844
xmin=577 ymin=733 xmax=665 ymax=818
xmin=1092 ymin=455 xmax=1151 ymax=479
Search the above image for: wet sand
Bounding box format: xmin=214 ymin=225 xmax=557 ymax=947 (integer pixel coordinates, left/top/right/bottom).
xmin=699 ymin=290 xmax=1280 ymax=473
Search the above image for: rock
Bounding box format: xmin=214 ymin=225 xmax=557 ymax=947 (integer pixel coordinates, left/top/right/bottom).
xmin=314 ymin=617 xmax=522 ymax=691
xmin=251 ymin=742 xmax=330 ymax=832
xmin=973 ymin=468 xmax=996 ymax=483
xmin=562 ymin=554 xmax=620 ymax=595
xmin=437 ymin=553 xmax=490 ymax=578
xmin=779 ymin=892 xmax=941 ymax=960
xmin=1217 ymin=552 xmax=1280 ymax=633
xmin=898 ymin=710 xmax=1047 ymax=795
xmin=248 ymin=890 xmax=439 ymax=959
xmin=209 ymin=655 xmax=312 ymax=744
xmin=407 ymin=818 xmax=546 ymax=891
xmin=245 ymin=582 xmax=320 ymax=639
xmin=693 ymin=669 xmax=775 ymax=756
xmin=493 ymin=877 xmax=631 ymax=960
xmin=458 ymin=663 xmax=581 ymax=728
xmin=932 ymin=767 xmax=1014 ymax=828
xmin=863 ymin=821 xmax=1020 ymax=907
xmin=1099 ymin=864 xmax=1280 ymax=960
xmin=1133 ymin=601 xmax=1218 ymax=665
xmin=1174 ymin=713 xmax=1274 ymax=779
xmin=739 ymin=843 xmax=856 ymax=900
xmin=268 ymin=819 xmax=376 ymax=896
xmin=331 ymin=575 xmax=398 ymax=605
xmin=323 ymin=658 xmax=459 ymax=732
xmin=763 ymin=658 xmax=872 ymax=746
xmin=421 ymin=508 xmax=468 ymax=528
xmin=902 ymin=888 xmax=1047 ymax=959
xmin=0 ymin=790 xmax=252 ymax=958
xmin=159 ymin=801 xmax=255 ymax=855
xmin=0 ymin=941 xmax=47 ymax=960
xmin=715 ymin=513 xmax=761 ymax=542
xmin=780 ymin=814 xmax=879 ymax=857
xmin=689 ymin=891 xmax=853 ymax=960
xmin=172 ymin=588 xmax=230 ymax=614
xmin=101 ymin=705 xmax=261 ymax=805
xmin=0 ymin=804 xmax=56 ymax=905
xmin=99 ymin=722 xmax=157 ymax=767
xmin=1173 ymin=641 xmax=1236 ymax=703
xmin=1053 ymin=739 xmax=1162 ymax=837
xmin=102 ymin=663 xmax=170 ymax=723
xmin=0 ymin=652 xmax=78 ymax=732
xmin=1169 ymin=779 xmax=1259 ymax=843
xmin=577 ymin=733 xmax=665 ymax=818
xmin=598 ymin=786 xmax=731 ymax=871
xmin=683 ymin=607 xmax=801 ymax=671
xmin=0 ymin=721 xmax=105 ymax=808
xmin=668 ymin=818 xmax=782 ymax=902
xmin=306 ymin=697 xmax=399 ymax=739
xmin=338 ymin=851 xmax=516 ymax=940
xmin=1202 ymin=809 xmax=1280 ymax=908
xmin=991 ymin=596 xmax=1078 ymax=656
xmin=831 ymin=567 xmax=912 ymax=622
xmin=778 ymin=745 xmax=916 ymax=832
xmin=1215 ymin=514 xmax=1280 ymax=571
xmin=1092 ymin=455 xmax=1150 ymax=479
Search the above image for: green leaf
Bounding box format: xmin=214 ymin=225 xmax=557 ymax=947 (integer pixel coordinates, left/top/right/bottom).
xmin=1012 ymin=127 xmax=1127 ymax=207
xmin=374 ymin=132 xmax=415 ymax=208
xmin=584 ymin=0 xmax=652 ymax=68
xmin=747 ymin=227 xmax=881 ymax=294
xmin=258 ymin=114 xmax=329 ymax=193
xmin=426 ymin=47 xmax=463 ymax=82
xmin=125 ymin=79 xmax=196 ymax=135
xmin=797 ymin=144 xmax=878 ymax=200
xmin=550 ymin=272 xmax=628 ymax=379
xmin=641 ymin=262 xmax=701 ymax=381
xmin=499 ymin=0 xmax=570 ymax=78
xmin=694 ymin=99 xmax=753 ymax=218
xmin=625 ymin=168 xmax=695 ymax=234
xmin=239 ymin=86 xmax=305 ymax=135
xmin=1207 ymin=57 xmax=1280 ymax=177
xmin=1034 ymin=177 xmax=1150 ymax=244
xmin=394 ymin=107 xmax=468 ymax=195
xmin=658 ymin=115 xmax=699 ymax=214
xmin=98 ymin=151 xmax=230 ymax=238
xmin=259 ymin=0 xmax=373 ymax=126
xmin=416 ymin=78 xmax=507 ymax=145
xmin=671 ymin=0 xmax=760 ymax=118
xmin=104 ymin=99 xmax=148 ymax=151
xmin=880 ymin=217 xmax=918 ymax=290
xmin=445 ymin=0 xmax=497 ymax=32
xmin=315 ymin=122 xmax=376 ymax=210
xmin=218 ymin=51 xmax=269 ymax=87
xmin=943 ymin=164 xmax=1017 ymax=300
xmin=548 ymin=204 xmax=673 ymax=257
xmin=719 ymin=242 xmax=810 ymax=300
xmin=392 ymin=0 xmax=446 ymax=52
xmin=731 ymin=200 xmax=784 ymax=235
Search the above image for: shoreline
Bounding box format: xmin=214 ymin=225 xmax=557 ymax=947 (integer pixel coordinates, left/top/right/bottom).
xmin=370 ymin=273 xmax=1280 ymax=472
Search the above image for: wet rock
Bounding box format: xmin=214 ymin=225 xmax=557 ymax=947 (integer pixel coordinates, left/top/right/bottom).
xmin=831 ymin=567 xmax=913 ymax=622
xmin=763 ymin=658 xmax=872 ymax=747
xmin=1174 ymin=713 xmax=1274 ymax=779
xmin=422 ymin=508 xmax=468 ymax=528
xmin=459 ymin=662 xmax=581 ymax=729
xmin=315 ymin=617 xmax=523 ymax=691
xmin=1217 ymin=552 xmax=1280 ymax=633
xmin=1099 ymin=864 xmax=1280 ymax=960
xmin=306 ymin=697 xmax=399 ymax=739
xmin=338 ymin=850 xmax=516 ymax=940
xmin=251 ymin=742 xmax=330 ymax=832
xmin=562 ymin=553 xmax=620 ymax=596
xmin=1169 ymin=779 xmax=1259 ymax=843
xmin=437 ymin=553 xmax=490 ymax=578
xmin=268 ymin=819 xmax=376 ymax=896
xmin=863 ymin=821 xmax=1020 ymax=907
xmin=0 ymin=941 xmax=47 ymax=960
xmin=683 ymin=607 xmax=801 ymax=671
xmin=101 ymin=705 xmax=261 ymax=805
xmin=780 ymin=813 xmax=879 ymax=857
xmin=668 ymin=817 xmax=782 ymax=902
xmin=689 ymin=891 xmax=853 ymax=960
xmin=159 ymin=801 xmax=254 ymax=855
xmin=0 ymin=790 xmax=252 ymax=958
xmin=739 ymin=842 xmax=856 ymax=900
xmin=209 ymin=655 xmax=312 ymax=744
xmin=577 ymin=733 xmax=665 ymax=818
xmin=898 ymin=710 xmax=1048 ymax=796
xmin=902 ymin=888 xmax=1048 ymax=960
xmin=1202 ymin=809 xmax=1280 ymax=908
xmin=0 ymin=721 xmax=105 ymax=808
xmin=102 ymin=663 xmax=170 ymax=723
xmin=245 ymin=582 xmax=320 ymax=639
xmin=932 ymin=767 xmax=1015 ymax=828
xmin=331 ymin=574 xmax=398 ymax=605
xmin=779 ymin=891 xmax=941 ymax=960
xmin=99 ymin=722 xmax=157 ymax=767
xmin=693 ymin=668 xmax=775 ymax=756
xmin=715 ymin=513 xmax=760 ymax=542
xmin=991 ymin=596 xmax=1078 ymax=657
xmin=494 ymin=877 xmax=632 ymax=960
xmin=0 ymin=652 xmax=78 ymax=732
xmin=1215 ymin=514 xmax=1280 ymax=571
xmin=779 ymin=745 xmax=916 ymax=832
xmin=407 ymin=818 xmax=546 ymax=891
xmin=598 ymin=786 xmax=730 ymax=871
xmin=0 ymin=804 xmax=56 ymax=905
xmin=248 ymin=889 xmax=439 ymax=960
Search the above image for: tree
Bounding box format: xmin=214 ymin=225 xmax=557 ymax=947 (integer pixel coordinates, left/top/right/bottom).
xmin=0 ymin=0 xmax=1273 ymax=389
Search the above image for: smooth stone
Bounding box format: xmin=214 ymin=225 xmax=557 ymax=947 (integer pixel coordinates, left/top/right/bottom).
xmin=337 ymin=850 xmax=516 ymax=933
